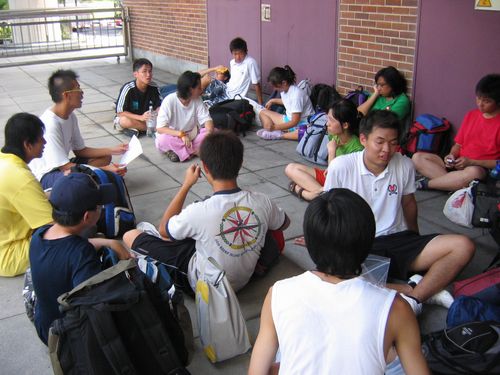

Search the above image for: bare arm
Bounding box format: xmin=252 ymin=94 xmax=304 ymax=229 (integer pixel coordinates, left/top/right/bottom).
xmin=254 ymin=83 xmax=263 ymax=105
xmin=357 ymin=84 xmax=379 ymax=116
xmin=88 ymin=238 xmax=132 ymax=260
xmin=204 ymin=120 xmax=215 ymax=133
xmin=401 ymin=194 xmax=419 ymax=233
xmin=117 ymin=110 xmax=152 ymax=123
xmin=74 ymin=144 xmax=128 ymax=159
xmin=158 ymin=164 xmax=201 ymax=238
xmin=248 ymin=288 xmax=279 ymax=375
xmin=385 ymin=296 xmax=430 ymax=375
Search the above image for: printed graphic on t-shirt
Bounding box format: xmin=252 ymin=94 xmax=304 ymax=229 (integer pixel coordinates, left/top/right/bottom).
xmin=216 ymin=205 xmax=262 ymax=256
xmin=387 ymin=184 xmax=398 ymax=195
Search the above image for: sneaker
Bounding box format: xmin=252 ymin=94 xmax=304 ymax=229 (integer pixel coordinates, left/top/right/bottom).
xmin=113 ymin=116 xmax=123 ymax=131
xmin=257 ymin=129 xmax=283 ymax=140
xmin=408 ymin=273 xmax=423 ymax=288
xmin=165 ymin=150 xmax=180 ymax=162
xmin=415 ymin=176 xmax=429 ymax=190
xmin=400 ymin=293 xmax=423 ymax=315
xmin=426 ymin=289 xmax=454 ymax=309
xmin=136 ymin=221 xmax=161 ymax=238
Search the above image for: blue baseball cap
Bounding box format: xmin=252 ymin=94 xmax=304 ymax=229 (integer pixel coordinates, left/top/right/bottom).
xmin=49 ymin=173 xmax=116 ymax=214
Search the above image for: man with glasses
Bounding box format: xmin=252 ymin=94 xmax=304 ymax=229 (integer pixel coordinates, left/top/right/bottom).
xmin=29 ymin=70 xmax=129 ymax=189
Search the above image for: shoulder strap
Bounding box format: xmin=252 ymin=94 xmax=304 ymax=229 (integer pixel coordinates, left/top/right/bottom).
xmin=85 ymin=308 xmax=138 ymax=374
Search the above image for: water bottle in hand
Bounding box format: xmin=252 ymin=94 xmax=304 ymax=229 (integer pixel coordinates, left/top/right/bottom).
xmin=146 ymin=103 xmax=156 ymax=137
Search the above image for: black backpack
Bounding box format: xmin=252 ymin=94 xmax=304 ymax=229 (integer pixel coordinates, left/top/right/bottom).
xmin=422 ymin=321 xmax=500 ymax=375
xmin=209 ymin=95 xmax=255 ymax=136
xmin=48 ymin=259 xmax=191 ymax=375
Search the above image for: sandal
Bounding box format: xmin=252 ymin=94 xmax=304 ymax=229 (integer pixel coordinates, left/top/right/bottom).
xmin=288 ymin=181 xmax=305 ymax=201
xmin=165 ymin=150 xmax=180 ymax=162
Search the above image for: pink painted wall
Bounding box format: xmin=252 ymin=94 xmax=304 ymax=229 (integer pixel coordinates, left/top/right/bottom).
xmin=414 ymin=0 xmax=500 ymax=132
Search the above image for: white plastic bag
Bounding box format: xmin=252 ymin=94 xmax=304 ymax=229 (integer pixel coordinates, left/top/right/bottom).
xmin=443 ymin=187 xmax=474 ymax=228
xmin=195 ymin=257 xmax=251 ymax=363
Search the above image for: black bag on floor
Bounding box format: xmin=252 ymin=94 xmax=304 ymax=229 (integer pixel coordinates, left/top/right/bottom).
xmin=472 ymin=181 xmax=500 ymax=228
xmin=48 ymin=259 xmax=191 ymax=375
xmin=209 ymin=95 xmax=255 ymax=136
xmin=71 ymin=165 xmax=136 ymax=238
xmin=422 ymin=321 xmax=500 ymax=375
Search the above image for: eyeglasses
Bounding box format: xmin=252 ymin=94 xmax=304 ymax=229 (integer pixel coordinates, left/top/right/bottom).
xmin=63 ymin=88 xmax=83 ymax=94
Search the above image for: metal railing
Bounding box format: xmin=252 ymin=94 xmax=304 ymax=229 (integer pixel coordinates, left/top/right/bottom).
xmin=0 ymin=6 xmax=129 ymax=68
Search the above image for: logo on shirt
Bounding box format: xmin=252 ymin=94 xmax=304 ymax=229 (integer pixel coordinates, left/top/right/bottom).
xmin=387 ymin=184 xmax=398 ymax=196
xmin=216 ymin=205 xmax=262 ymax=255
xmin=132 ymin=100 xmax=139 ymax=111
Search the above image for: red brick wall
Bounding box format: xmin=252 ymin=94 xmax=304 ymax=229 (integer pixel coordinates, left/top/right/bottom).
xmin=123 ymin=0 xmax=208 ymax=66
xmin=337 ymin=0 xmax=418 ymax=95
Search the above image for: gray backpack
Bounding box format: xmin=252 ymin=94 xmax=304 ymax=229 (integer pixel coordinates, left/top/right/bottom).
xmin=296 ymin=112 xmax=329 ymax=165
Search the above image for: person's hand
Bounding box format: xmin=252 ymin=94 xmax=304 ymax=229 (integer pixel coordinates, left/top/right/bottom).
xmin=110 ymin=143 xmax=128 ymax=155
xmin=181 ymin=135 xmax=192 ymax=148
xmin=454 ymin=156 xmax=470 ymax=170
xmin=444 ymin=154 xmax=456 ymax=168
xmin=108 ymin=163 xmax=127 ymax=176
xmin=183 ymin=164 xmax=201 ymax=188
xmin=327 ymin=139 xmax=337 ymax=156
xmin=264 ymin=100 xmax=275 ymax=110
xmin=109 ymin=240 xmax=134 ymax=260
xmin=141 ymin=110 xmax=152 ymax=122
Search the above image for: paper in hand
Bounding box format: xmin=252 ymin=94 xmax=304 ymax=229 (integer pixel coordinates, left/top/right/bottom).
xmin=119 ymin=135 xmax=143 ymax=166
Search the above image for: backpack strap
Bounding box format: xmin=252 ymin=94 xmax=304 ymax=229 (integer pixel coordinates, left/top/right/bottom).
xmin=85 ymin=308 xmax=138 ymax=375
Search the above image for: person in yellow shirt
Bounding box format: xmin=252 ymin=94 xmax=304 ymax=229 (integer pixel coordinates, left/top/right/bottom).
xmin=0 ymin=113 xmax=53 ymax=276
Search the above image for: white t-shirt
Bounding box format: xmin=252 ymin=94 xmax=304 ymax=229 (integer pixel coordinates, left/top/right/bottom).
xmin=280 ymin=84 xmax=314 ymax=123
xmin=226 ymin=55 xmax=261 ymax=99
xmin=156 ymin=93 xmax=211 ymax=133
xmin=29 ymin=109 xmax=85 ymax=181
xmin=323 ymin=151 xmax=416 ymax=237
xmin=272 ymin=272 xmax=396 ymax=375
xmin=166 ymin=189 xmax=285 ymax=292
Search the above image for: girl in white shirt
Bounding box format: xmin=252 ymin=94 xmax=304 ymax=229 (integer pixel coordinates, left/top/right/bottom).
xmin=257 ymin=65 xmax=314 ymax=141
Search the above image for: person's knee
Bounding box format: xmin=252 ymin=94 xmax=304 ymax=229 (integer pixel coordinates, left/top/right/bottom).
xmin=285 ymin=163 xmax=298 ymax=178
xmin=448 ymin=235 xmax=475 ymax=266
xmin=464 ymin=166 xmax=487 ymax=181
xmin=123 ymin=229 xmax=140 ymax=248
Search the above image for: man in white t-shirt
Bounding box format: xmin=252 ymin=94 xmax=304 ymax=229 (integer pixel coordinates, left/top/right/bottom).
xmin=29 ymin=70 xmax=128 ymax=189
xmin=323 ymin=110 xmax=475 ymax=310
xmin=225 ymin=37 xmax=263 ymax=104
xmin=123 ymin=131 xmax=289 ymax=293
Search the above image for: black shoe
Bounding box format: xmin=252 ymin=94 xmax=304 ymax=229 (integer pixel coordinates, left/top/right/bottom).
xmin=166 ymin=150 xmax=180 ymax=162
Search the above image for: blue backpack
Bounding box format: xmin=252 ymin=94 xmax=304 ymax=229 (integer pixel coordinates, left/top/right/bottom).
xmin=447 ymin=296 xmax=500 ymax=328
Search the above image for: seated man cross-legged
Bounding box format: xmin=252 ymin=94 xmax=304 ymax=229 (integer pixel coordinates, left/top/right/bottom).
xmin=323 ymin=110 xmax=475 ymax=312
xmin=124 ymin=131 xmax=290 ymax=294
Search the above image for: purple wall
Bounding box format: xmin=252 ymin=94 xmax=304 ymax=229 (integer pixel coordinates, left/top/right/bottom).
xmin=414 ymin=0 xmax=500 ymax=132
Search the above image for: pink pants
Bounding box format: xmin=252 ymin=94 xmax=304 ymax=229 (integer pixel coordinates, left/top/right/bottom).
xmin=155 ymin=127 xmax=207 ymax=161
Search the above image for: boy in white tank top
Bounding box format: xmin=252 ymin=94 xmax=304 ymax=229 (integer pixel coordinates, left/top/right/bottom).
xmin=249 ymin=189 xmax=430 ymax=375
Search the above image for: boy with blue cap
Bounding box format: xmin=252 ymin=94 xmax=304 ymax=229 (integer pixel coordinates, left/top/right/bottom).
xmin=29 ymin=173 xmax=131 ymax=344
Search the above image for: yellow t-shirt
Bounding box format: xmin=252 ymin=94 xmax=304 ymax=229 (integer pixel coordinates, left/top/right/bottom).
xmin=0 ymin=152 xmax=52 ymax=276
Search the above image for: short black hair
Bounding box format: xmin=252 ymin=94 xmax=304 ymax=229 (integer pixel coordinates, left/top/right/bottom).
xmin=359 ymin=110 xmax=401 ymax=138
xmin=268 ymin=65 xmax=296 ymax=86
xmin=374 ymin=66 xmax=407 ymax=96
xmin=51 ymin=206 xmax=98 ymax=227
xmin=200 ymin=131 xmax=243 ymax=180
xmin=177 ymin=71 xmax=201 ymax=100
xmin=48 ymin=69 xmax=79 ymax=103
xmin=229 ymin=37 xmax=248 ymax=53
xmin=1 ymin=113 xmax=45 ymax=160
xmin=330 ymin=99 xmax=361 ymax=136
xmin=304 ymin=188 xmax=375 ymax=277
xmin=476 ymin=74 xmax=500 ymax=105
xmin=133 ymin=58 xmax=153 ymax=72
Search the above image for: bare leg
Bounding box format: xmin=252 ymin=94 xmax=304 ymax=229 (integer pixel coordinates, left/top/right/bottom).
xmin=123 ymin=229 xmax=143 ymax=248
xmin=285 ymin=163 xmax=323 ymax=201
xmin=87 ymin=155 xmax=112 ymax=167
xmin=406 ymin=234 xmax=474 ymax=302
xmin=428 ymin=167 xmax=486 ymax=191
xmin=412 ymin=152 xmax=448 ymax=179
xmin=117 ymin=116 xmax=147 ymax=132
xmin=281 ymin=131 xmax=298 ymax=141
xmin=259 ymin=109 xmax=284 ymax=130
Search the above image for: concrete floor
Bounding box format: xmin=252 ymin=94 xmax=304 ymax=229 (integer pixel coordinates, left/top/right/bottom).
xmin=0 ymin=58 xmax=497 ymax=375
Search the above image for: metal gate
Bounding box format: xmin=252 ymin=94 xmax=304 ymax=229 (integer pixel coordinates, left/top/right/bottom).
xmin=0 ymin=6 xmax=129 ymax=68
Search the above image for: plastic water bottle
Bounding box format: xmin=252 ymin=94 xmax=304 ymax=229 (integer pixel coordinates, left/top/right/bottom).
xmin=146 ymin=102 xmax=156 ymax=137
xmin=490 ymin=160 xmax=500 ymax=180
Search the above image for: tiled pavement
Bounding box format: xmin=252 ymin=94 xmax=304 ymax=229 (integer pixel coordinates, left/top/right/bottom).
xmin=0 ymin=58 xmax=497 ymax=375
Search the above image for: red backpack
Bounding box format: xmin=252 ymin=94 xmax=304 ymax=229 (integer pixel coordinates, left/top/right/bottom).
xmin=402 ymin=114 xmax=451 ymax=156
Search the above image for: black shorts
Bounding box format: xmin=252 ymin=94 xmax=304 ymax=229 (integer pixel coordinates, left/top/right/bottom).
xmin=372 ymin=230 xmax=439 ymax=280
xmin=131 ymin=233 xmax=196 ymax=295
